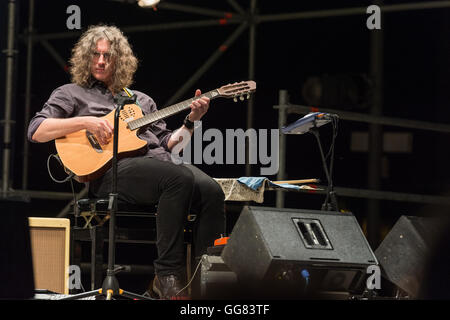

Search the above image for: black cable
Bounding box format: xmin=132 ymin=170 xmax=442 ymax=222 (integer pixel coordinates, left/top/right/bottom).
xmin=69 ymin=176 xmax=77 ymax=204
xmin=47 ymin=154 xmax=74 ymax=183
xmin=315 ymin=114 xmax=339 ymax=211
xmin=47 ymin=154 xmax=78 ymax=214
xmin=327 ymin=115 xmax=339 ymax=211
xmin=328 ymin=115 xmax=339 ymax=182
xmin=324 ymin=115 xmax=339 ymax=162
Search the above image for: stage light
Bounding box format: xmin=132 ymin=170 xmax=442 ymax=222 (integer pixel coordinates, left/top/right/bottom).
xmin=137 ymin=0 xmax=160 ymax=8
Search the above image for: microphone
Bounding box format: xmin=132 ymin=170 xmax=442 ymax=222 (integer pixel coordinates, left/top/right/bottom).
xmin=281 ymin=112 xmax=337 ymax=135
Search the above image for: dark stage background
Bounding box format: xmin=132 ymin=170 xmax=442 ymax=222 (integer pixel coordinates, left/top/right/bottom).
xmin=1 ymin=0 xmax=450 ymax=293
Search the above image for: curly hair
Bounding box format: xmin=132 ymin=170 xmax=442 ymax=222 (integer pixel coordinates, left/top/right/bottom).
xmin=69 ymin=25 xmax=138 ymax=93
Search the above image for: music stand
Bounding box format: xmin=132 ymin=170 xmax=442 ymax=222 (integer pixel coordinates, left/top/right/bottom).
xmin=62 ymin=92 xmax=153 ymax=300
xmin=281 ymin=112 xmax=339 ymax=211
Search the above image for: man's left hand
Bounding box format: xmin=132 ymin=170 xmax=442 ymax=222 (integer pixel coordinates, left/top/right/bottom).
xmin=188 ymin=89 xmax=210 ymax=121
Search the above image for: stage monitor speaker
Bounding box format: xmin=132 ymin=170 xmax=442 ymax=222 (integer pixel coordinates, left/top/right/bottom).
xmin=28 ymin=218 xmax=71 ymax=295
xmin=221 ymin=206 xmax=378 ymax=296
xmin=374 ymin=215 xmax=441 ymax=298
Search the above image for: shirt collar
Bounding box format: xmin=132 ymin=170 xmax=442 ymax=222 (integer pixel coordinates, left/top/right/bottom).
xmin=88 ymin=77 xmax=109 ymax=94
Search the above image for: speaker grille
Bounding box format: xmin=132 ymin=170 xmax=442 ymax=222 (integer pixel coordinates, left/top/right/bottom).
xmin=375 ymin=215 xmax=441 ymax=298
xmin=29 ymin=218 xmax=70 ymax=294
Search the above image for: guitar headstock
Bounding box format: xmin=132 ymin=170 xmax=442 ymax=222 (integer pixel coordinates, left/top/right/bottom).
xmin=217 ymin=81 xmax=256 ymax=102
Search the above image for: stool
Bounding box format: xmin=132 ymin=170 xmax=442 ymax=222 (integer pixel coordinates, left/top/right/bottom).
xmin=70 ymin=198 xmax=195 ymax=292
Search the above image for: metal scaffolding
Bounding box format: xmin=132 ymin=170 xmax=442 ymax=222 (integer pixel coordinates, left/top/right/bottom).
xmin=2 ymin=1 xmax=450 ymax=227
xmin=2 ymin=0 xmax=17 ymax=195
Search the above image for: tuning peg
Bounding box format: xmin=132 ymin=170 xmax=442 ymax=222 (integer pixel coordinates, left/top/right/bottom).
xmin=239 ymin=95 xmax=244 ymax=101
xmin=246 ymin=93 xmax=250 ymax=99
xmin=233 ymin=96 xmax=238 ymax=102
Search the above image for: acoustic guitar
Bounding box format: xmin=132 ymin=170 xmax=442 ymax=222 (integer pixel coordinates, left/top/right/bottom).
xmin=55 ymin=81 xmax=256 ymax=182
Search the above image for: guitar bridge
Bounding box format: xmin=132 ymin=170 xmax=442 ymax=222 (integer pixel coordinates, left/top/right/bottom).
xmin=86 ymin=131 xmax=103 ymax=153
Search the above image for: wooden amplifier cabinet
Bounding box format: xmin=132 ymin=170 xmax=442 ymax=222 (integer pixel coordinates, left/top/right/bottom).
xmin=28 ymin=218 xmax=70 ymax=294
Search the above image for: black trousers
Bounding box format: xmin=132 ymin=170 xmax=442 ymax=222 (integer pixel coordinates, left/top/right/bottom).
xmin=89 ymin=156 xmax=225 ymax=277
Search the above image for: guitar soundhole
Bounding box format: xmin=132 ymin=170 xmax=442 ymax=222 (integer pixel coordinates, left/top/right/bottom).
xmin=119 ymin=107 xmax=136 ymax=121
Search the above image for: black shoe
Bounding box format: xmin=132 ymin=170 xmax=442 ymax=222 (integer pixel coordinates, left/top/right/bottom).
xmin=152 ymin=274 xmax=189 ymax=300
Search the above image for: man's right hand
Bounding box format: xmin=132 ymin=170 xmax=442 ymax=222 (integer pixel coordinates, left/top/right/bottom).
xmin=84 ymin=116 xmax=113 ymax=145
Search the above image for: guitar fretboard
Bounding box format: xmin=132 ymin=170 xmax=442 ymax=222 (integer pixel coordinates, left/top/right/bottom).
xmin=127 ymin=90 xmax=220 ymax=131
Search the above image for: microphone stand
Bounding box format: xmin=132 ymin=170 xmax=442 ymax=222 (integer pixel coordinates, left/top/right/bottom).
xmin=62 ymin=92 xmax=153 ymax=300
xmin=101 ymin=93 xmax=141 ymax=299
xmin=310 ymin=120 xmax=339 ymax=212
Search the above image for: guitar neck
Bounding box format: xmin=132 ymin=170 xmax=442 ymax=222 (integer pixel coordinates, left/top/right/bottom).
xmin=127 ymin=89 xmax=221 ymax=131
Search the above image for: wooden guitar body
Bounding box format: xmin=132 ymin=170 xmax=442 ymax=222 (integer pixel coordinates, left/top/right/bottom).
xmin=55 ymin=104 xmax=147 ymax=182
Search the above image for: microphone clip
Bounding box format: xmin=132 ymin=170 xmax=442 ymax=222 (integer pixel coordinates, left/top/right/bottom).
xmin=114 ymin=92 xmax=137 ymax=107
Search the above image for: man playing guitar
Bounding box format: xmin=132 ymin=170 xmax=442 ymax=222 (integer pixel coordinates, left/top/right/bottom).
xmin=28 ymin=25 xmax=226 ymax=300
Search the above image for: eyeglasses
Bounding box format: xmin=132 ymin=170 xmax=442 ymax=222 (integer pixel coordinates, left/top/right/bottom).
xmin=92 ymin=51 xmax=112 ymax=62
